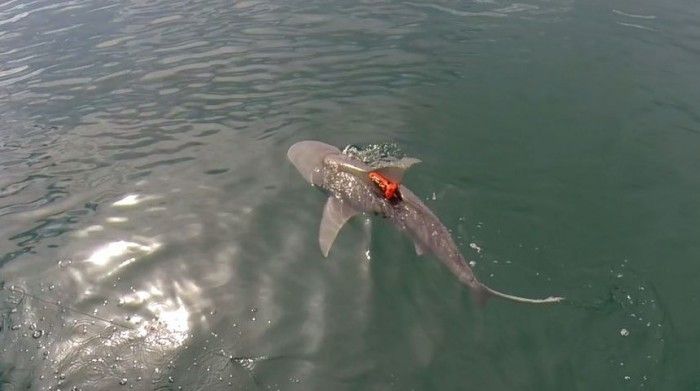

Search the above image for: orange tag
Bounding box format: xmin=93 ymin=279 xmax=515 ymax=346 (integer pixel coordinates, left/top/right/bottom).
xmin=368 ymin=171 xmax=400 ymax=201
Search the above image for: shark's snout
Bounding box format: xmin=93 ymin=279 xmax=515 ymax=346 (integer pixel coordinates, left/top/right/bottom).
xmin=287 ymin=141 xmax=341 ymax=185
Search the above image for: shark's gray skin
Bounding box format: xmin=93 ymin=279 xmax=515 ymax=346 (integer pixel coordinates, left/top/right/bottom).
xmin=288 ymin=141 xmax=563 ymax=305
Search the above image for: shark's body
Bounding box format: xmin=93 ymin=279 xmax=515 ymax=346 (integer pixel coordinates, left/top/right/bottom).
xmin=288 ymin=141 xmax=562 ymax=305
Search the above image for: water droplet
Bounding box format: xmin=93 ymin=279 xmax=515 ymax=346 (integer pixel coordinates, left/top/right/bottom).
xmin=469 ymin=243 xmax=482 ymax=253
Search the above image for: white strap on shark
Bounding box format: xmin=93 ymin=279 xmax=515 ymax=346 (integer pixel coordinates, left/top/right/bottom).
xmin=319 ymin=196 xmax=358 ymax=257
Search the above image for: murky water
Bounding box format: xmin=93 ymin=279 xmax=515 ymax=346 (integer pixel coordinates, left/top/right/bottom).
xmin=1 ymin=0 xmax=699 ymax=389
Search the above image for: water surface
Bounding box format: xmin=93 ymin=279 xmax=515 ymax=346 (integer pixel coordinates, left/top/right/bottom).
xmin=1 ymin=0 xmax=699 ymax=389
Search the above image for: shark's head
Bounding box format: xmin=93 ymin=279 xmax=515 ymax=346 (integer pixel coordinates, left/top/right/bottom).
xmin=287 ymin=141 xmax=342 ymax=186
xmin=288 ymin=140 xmax=377 ymax=187
xmin=288 ymin=140 xmax=422 ymax=190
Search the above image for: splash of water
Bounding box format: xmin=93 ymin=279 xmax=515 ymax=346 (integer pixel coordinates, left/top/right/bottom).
xmin=341 ymin=143 xmax=406 ymax=169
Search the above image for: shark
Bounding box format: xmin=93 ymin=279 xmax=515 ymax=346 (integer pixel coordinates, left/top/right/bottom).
xmin=287 ymin=140 xmax=563 ymax=306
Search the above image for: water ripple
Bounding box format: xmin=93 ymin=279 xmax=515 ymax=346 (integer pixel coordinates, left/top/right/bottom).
xmin=0 ymin=0 xmax=694 ymax=388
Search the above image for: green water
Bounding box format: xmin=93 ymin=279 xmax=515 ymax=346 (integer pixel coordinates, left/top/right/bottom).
xmin=1 ymin=0 xmax=698 ymax=389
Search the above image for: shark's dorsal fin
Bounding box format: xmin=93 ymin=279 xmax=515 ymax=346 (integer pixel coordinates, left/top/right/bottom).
xmin=319 ymin=197 xmax=358 ymax=257
xmin=373 ymin=157 xmax=421 ymax=183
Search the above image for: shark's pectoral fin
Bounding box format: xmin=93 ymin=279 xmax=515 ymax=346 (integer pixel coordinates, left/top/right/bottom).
xmin=319 ymin=197 xmax=358 ymax=257
xmin=413 ymin=241 xmax=426 ymax=256
xmin=373 ymin=157 xmax=422 ymax=183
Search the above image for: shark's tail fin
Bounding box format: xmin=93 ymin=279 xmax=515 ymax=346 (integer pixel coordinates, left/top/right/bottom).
xmin=474 ymin=283 xmax=564 ymax=307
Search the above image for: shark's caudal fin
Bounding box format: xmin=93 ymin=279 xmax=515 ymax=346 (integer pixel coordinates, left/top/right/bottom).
xmin=474 ymin=283 xmax=564 ymax=307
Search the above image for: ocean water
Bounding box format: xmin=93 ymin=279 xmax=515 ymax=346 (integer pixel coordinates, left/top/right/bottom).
xmin=1 ymin=0 xmax=699 ymax=389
